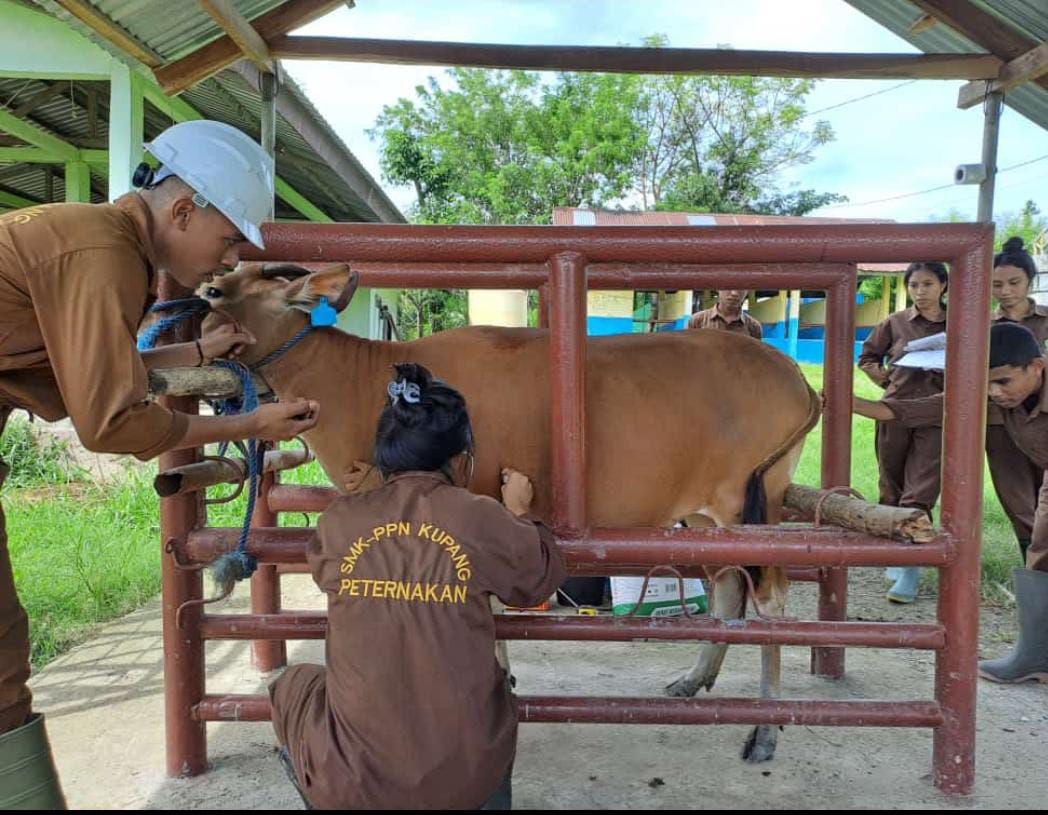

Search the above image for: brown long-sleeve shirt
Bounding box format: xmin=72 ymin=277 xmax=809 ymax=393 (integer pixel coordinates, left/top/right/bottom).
xmin=0 ymin=196 xmax=187 ymax=459
xmin=686 ymin=306 xmax=763 ymax=339
xmin=858 ymin=307 xmax=946 ymax=402
xmin=270 ymin=471 xmax=567 ymax=810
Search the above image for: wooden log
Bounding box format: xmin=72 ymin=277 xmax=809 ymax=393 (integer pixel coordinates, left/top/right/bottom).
xmin=784 ymin=484 xmax=937 ymax=544
xmin=147 ymin=367 xmax=270 ymax=399
xmin=154 ymin=448 xmax=314 ymax=497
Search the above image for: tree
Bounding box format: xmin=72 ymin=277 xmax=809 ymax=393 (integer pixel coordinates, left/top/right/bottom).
xmin=995 ymin=200 xmax=1046 ymax=253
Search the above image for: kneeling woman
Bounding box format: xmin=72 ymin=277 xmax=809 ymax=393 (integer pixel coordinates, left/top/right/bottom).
xmin=270 ymin=363 xmax=566 ymax=810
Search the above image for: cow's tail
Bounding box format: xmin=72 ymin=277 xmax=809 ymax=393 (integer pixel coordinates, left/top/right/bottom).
xmin=742 ymin=382 xmax=821 ymax=525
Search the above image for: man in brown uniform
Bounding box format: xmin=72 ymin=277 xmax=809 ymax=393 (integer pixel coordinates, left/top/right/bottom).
xmin=987 ymin=237 xmax=1048 ymax=561
xmin=687 ymin=289 xmax=763 ymax=339
xmin=0 ymin=120 xmax=319 ymax=808
xmin=271 ymin=364 xmax=565 ymax=810
xmin=852 ymin=323 xmax=1048 ymax=684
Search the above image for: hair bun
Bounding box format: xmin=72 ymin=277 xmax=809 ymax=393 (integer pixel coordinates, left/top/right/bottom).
xmin=1003 ymin=236 xmax=1026 ymax=253
xmin=392 ymin=363 xmax=433 ymax=392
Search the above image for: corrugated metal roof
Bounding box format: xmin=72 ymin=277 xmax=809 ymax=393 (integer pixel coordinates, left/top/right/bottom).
xmin=844 ymin=0 xmax=1048 ymax=132
xmin=553 ymin=208 xmax=910 ymax=272
xmin=17 ymin=0 xmax=402 ymax=222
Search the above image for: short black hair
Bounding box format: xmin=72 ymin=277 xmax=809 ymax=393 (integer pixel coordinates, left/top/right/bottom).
xmin=373 ymin=362 xmax=473 ymax=478
xmin=993 ymin=236 xmax=1038 ymax=283
xmin=989 ymin=322 xmax=1043 ymax=369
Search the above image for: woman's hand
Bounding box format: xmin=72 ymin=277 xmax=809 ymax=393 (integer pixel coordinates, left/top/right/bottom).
xmin=501 ymin=468 xmax=533 ymax=516
xmin=199 ymin=323 xmax=256 ymax=363
xmin=251 ymin=398 xmax=320 ymax=441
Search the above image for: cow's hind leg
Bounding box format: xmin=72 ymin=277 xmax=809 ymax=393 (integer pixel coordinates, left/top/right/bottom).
xmin=666 ymin=512 xmax=746 ymax=697
xmin=741 ymin=565 xmax=788 ymax=763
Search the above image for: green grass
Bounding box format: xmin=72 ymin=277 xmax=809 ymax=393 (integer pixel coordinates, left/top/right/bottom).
xmin=3 ymin=366 xmax=1027 ymax=668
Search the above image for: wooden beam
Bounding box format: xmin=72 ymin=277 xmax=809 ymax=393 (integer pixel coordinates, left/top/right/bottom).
xmin=275 ymin=176 xmax=332 ymax=222
xmin=267 ymin=36 xmax=1002 ymax=80
xmin=0 ymin=187 xmax=40 ymax=209
xmin=958 ymin=40 xmax=1048 ymax=108
xmin=51 ymin=0 xmax=163 ymax=68
xmin=0 ymin=108 xmax=80 ymax=162
xmin=11 ymin=82 xmax=68 ymax=118
xmin=912 ymin=0 xmax=1048 ymax=95
xmin=154 ymin=0 xmax=345 ymax=94
xmin=199 ymin=0 xmax=275 ymax=74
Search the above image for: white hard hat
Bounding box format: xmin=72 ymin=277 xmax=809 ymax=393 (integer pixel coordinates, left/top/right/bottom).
xmin=144 ymin=120 xmax=274 ymax=250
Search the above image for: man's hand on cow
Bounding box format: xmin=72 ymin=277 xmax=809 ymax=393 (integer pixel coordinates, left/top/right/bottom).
xmin=501 ymin=468 xmax=533 ymax=516
xmin=252 ymin=398 xmax=320 ymax=441
xmin=198 ymin=322 xmax=256 ymax=363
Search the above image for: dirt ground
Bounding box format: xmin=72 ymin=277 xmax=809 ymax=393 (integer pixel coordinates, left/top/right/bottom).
xmin=31 ymin=567 xmax=1047 ymax=810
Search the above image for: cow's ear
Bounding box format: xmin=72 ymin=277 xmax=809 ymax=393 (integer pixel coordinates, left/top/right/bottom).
xmin=286 ymin=264 xmax=358 ymax=314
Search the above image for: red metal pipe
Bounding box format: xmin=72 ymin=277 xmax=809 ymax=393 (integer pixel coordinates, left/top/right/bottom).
xmin=812 ymin=271 xmax=857 ymax=678
xmin=248 ymin=466 xmax=286 ymax=672
xmin=249 ymin=222 xmax=989 ymax=266
xmin=933 ymin=231 xmax=993 ymax=795
xmin=183 ymin=526 xmax=956 ymax=568
xmin=299 ymin=260 xmax=854 ymax=291
xmin=193 ymin=693 xmax=943 ymax=728
xmin=549 ymin=252 xmax=588 ymax=537
xmin=266 ymin=484 xmax=336 ymax=513
xmin=199 ymin=612 xmax=946 ymax=650
xmin=158 ymin=272 xmax=207 ymax=778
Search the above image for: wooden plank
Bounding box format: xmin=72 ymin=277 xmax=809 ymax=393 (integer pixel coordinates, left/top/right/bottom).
xmin=267 ymin=36 xmax=1002 ymax=80
xmin=784 ymin=484 xmax=937 ymax=544
xmin=51 ymin=0 xmax=163 ymax=67
xmin=154 ymin=0 xmax=345 ymax=94
xmin=957 ymin=40 xmax=1048 ymax=108
xmin=0 ymin=108 xmax=80 ymax=162
xmin=913 ymin=0 xmax=1048 ymax=95
xmin=199 ymin=0 xmax=275 ymax=74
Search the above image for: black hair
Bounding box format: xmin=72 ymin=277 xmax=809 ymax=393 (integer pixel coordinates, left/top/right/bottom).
xmin=373 ymin=362 xmax=473 ymax=479
xmin=993 ymin=236 xmax=1038 ymax=283
xmin=989 ymin=322 xmax=1043 ymax=369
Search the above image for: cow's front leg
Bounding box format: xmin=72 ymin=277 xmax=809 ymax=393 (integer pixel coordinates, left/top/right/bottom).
xmin=742 ymin=566 xmax=787 ymax=762
xmin=666 ymin=567 xmax=745 ymax=697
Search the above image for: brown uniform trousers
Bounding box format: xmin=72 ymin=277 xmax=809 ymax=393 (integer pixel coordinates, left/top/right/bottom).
xmin=986 ymin=302 xmax=1048 ymax=543
xmin=858 ymin=307 xmax=947 ymax=517
xmin=0 ymin=407 xmax=30 ymax=734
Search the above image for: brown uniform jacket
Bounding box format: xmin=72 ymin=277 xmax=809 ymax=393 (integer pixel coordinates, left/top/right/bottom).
xmin=0 ymin=196 xmax=186 ymax=459
xmin=858 ymin=307 xmax=946 ymax=403
xmin=272 ymin=471 xmax=566 ymax=810
xmin=686 ymin=306 xmax=763 ymax=339
xmin=884 ymin=363 xmax=1048 ymax=471
xmin=993 ymin=299 xmax=1048 ymax=347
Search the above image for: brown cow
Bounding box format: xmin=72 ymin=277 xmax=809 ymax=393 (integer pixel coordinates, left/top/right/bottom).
xmin=200 ymin=262 xmax=820 ymax=763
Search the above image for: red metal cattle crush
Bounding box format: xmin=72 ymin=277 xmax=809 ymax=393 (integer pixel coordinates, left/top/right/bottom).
xmin=158 ymin=222 xmax=992 ymax=794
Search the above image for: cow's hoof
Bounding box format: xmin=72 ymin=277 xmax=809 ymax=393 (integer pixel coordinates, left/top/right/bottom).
xmin=665 ymin=674 xmax=714 ymax=697
xmin=741 ymin=725 xmax=778 ymax=763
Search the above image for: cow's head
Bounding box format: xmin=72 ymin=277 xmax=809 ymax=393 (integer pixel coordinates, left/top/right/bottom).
xmin=200 ymin=262 xmax=358 ymax=367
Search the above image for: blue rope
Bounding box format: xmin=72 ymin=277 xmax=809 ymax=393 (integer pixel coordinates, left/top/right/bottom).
xmin=251 ymin=325 xmax=313 ymax=371
xmin=208 ymin=360 xmax=260 ymax=593
xmin=137 ymin=298 xmax=210 ymax=351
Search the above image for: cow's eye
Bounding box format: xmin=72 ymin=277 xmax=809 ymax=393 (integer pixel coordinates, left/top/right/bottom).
xmin=204 ymin=287 xmax=222 ymax=299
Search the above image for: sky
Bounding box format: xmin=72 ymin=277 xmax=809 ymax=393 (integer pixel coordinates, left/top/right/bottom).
xmin=284 ymin=0 xmax=1048 ymax=224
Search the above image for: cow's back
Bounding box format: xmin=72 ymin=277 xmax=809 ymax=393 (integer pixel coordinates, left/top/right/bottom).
xmin=400 ymin=326 xmax=813 ymax=527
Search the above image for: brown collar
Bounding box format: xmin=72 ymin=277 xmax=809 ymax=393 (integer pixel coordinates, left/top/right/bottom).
xmin=384 ymin=470 xmax=454 ymax=487
xmin=995 ymin=298 xmax=1047 ymax=323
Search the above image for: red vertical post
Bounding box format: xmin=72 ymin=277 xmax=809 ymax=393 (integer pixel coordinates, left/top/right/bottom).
xmin=933 ymin=236 xmax=991 ymax=795
xmin=158 ymin=273 xmax=207 ymax=777
xmin=548 ymin=253 xmax=588 ymax=537
xmin=812 ymin=270 xmax=856 ymax=679
xmin=538 ymin=283 xmax=550 ymax=329
xmin=250 ymin=463 xmax=286 ymax=671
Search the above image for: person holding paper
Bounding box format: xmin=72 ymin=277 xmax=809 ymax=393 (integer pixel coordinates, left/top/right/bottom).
xmin=987 ymin=237 xmax=1048 ymax=563
xmin=857 ymin=262 xmax=948 ymax=603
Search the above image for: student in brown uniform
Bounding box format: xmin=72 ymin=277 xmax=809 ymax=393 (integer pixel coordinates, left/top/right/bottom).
xmin=857 ymin=261 xmax=948 ymax=603
xmin=270 ymin=363 xmax=566 ymax=810
xmin=687 ymin=289 xmax=763 ymax=339
xmin=0 ymin=120 xmax=319 ymax=809
xmin=987 ymin=237 xmax=1048 ymax=563
xmin=852 ymin=323 xmax=1048 ymax=684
